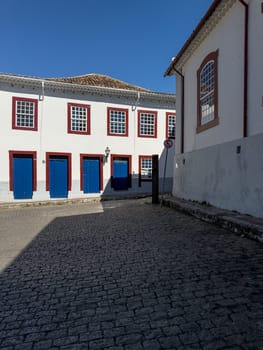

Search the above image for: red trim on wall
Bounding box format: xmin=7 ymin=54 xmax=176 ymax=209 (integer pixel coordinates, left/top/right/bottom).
xmin=166 ymin=112 xmax=176 ymax=139
xmin=9 ymin=150 xmax=37 ymax=191
xmin=46 ymin=152 xmax=72 ymax=191
xmin=181 ymin=75 xmax=185 ymax=153
xmin=80 ymin=154 xmax=103 ymax=191
xmin=12 ymin=97 xmax=38 ymax=131
xmin=107 ymin=107 xmax=129 ymax=137
xmin=110 ymin=154 xmax=132 ymax=188
xmin=137 ymin=110 xmax=158 ymax=138
xmin=67 ymin=102 xmax=91 ymax=135
xmin=196 ymin=50 xmax=219 ymax=133
xmin=262 ymin=2 xmax=263 ymax=13
xmin=238 ymin=0 xmax=249 ymax=138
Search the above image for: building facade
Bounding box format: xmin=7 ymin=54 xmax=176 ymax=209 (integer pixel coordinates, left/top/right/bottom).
xmin=0 ymin=73 xmax=176 ymax=202
xmin=165 ymin=0 xmax=263 ymax=218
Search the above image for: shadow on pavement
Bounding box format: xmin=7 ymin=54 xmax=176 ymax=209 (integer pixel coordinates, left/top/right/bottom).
xmin=0 ymin=199 xmax=262 ymax=349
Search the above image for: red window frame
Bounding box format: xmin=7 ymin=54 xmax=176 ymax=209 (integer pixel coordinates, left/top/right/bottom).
xmin=197 ymin=50 xmax=219 ymax=133
xmin=67 ymin=103 xmax=91 ymax=135
xmin=12 ymin=97 xmax=38 ymax=131
xmin=138 ymin=155 xmax=152 ymax=187
xmin=137 ymin=110 xmax=157 ymax=138
xmin=166 ymin=112 xmax=176 ymax=139
xmin=107 ymin=107 xmax=129 ymax=137
xmin=45 ymin=152 xmax=72 ymax=191
xmin=80 ymin=154 xmax=104 ymax=191
xmin=9 ymin=150 xmax=37 ymax=191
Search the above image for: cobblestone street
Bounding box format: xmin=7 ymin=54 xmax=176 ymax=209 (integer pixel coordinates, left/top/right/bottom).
xmin=0 ymin=199 xmax=262 ymax=350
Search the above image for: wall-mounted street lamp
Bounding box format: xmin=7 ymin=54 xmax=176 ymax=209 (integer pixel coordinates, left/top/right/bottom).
xmin=104 ymin=146 xmax=110 ymax=160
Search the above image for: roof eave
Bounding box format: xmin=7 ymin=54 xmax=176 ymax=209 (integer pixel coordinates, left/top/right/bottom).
xmin=164 ymin=0 xmax=236 ymax=76
xmin=0 ymin=73 xmax=175 ymax=105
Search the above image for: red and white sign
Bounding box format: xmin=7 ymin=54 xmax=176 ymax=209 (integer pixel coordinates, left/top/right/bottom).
xmin=164 ymin=139 xmax=174 ymax=149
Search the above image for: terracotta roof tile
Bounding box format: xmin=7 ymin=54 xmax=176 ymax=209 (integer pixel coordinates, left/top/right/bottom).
xmin=47 ymin=74 xmax=150 ymax=92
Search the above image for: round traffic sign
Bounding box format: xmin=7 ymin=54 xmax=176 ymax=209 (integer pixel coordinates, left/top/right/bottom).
xmin=164 ymin=139 xmax=174 ymax=149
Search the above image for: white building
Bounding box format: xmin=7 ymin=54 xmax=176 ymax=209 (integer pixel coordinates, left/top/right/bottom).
xmin=165 ymin=0 xmax=263 ymax=218
xmin=0 ymin=73 xmax=176 ymax=202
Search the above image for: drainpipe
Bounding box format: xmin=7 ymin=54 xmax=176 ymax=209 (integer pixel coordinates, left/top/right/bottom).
xmin=132 ymin=91 xmax=140 ymax=180
xmin=173 ymin=68 xmax=185 ymax=153
xmin=238 ymin=0 xmax=249 ymax=138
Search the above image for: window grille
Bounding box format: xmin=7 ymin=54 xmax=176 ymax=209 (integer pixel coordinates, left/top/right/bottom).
xmin=141 ymin=157 xmax=152 ymax=179
xmin=167 ymin=114 xmax=176 ymax=138
xmin=110 ymin=110 xmax=126 ymax=134
xmin=16 ymin=100 xmax=35 ymax=128
xmin=140 ymin=113 xmax=155 ymax=136
xmin=200 ymin=60 xmax=215 ymax=125
xmin=71 ymin=106 xmax=87 ymax=132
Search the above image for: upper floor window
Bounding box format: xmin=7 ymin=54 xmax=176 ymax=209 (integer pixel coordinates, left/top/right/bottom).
xmin=12 ymin=97 xmax=38 ymax=131
xmin=166 ymin=112 xmax=176 ymax=139
xmin=138 ymin=110 xmax=157 ymax=138
xmin=107 ymin=107 xmax=128 ymax=136
xmin=197 ymin=50 xmax=219 ymax=133
xmin=68 ymin=103 xmax=90 ymax=135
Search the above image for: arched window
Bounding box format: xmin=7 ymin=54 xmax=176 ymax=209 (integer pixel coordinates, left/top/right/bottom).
xmin=197 ymin=50 xmax=219 ymax=133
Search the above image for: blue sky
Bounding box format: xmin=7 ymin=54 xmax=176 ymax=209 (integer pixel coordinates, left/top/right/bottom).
xmin=1 ymin=0 xmax=213 ymax=93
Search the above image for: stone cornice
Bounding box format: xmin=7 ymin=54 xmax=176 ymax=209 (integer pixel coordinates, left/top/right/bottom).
xmin=0 ymin=73 xmax=176 ymax=108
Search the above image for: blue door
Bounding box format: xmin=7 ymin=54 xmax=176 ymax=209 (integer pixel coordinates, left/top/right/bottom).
xmin=49 ymin=157 xmax=68 ymax=198
xmin=113 ymin=158 xmax=129 ymax=191
xmin=83 ymin=158 xmax=100 ymax=193
xmin=13 ymin=155 xmax=33 ymax=199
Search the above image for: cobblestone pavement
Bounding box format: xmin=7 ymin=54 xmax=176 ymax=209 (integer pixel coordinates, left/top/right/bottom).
xmin=0 ymin=199 xmax=262 ymax=350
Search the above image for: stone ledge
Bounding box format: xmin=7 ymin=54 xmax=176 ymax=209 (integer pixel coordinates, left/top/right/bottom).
xmin=162 ymin=196 xmax=263 ymax=243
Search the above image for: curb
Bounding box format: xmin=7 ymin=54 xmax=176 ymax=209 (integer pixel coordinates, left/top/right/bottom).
xmin=0 ymin=193 xmax=151 ymax=210
xmin=0 ymin=197 xmax=101 ymax=210
xmin=162 ymin=196 xmax=263 ymax=244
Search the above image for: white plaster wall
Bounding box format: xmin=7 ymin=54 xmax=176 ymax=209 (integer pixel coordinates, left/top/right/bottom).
xmin=248 ymin=0 xmax=263 ymax=135
xmin=173 ymin=132 xmax=263 ymax=218
xmin=171 ymin=0 xmax=263 ymax=218
xmin=182 ymin=2 xmax=244 ymax=152
xmin=0 ymin=84 xmax=175 ymax=201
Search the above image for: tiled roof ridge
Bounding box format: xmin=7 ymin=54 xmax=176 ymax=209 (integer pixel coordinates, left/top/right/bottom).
xmin=47 ymin=73 xmax=150 ymax=92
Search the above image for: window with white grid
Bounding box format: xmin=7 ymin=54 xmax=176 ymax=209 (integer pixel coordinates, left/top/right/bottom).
xmin=138 ymin=111 xmax=157 ymax=137
xmin=12 ymin=97 xmax=38 ymax=131
xmin=71 ymin=106 xmax=87 ymax=131
xmin=68 ymin=103 xmax=90 ymax=134
xmin=200 ymin=60 xmax=215 ymax=125
xmin=108 ymin=108 xmax=128 ymax=136
xmin=141 ymin=157 xmax=152 ymax=179
xmin=167 ymin=114 xmax=176 ymax=139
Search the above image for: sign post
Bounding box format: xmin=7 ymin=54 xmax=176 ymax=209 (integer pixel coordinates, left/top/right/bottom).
xmin=161 ymin=139 xmax=174 ymax=206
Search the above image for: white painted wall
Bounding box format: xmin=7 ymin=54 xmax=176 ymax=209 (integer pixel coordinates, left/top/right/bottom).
xmin=173 ymin=133 xmax=263 ymax=218
xmin=0 ymin=82 xmax=175 ymax=202
xmin=172 ymin=0 xmax=263 ymax=218
xmin=182 ymin=2 xmax=244 ymax=153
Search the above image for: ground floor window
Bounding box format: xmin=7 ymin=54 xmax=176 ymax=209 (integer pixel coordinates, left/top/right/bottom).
xmin=139 ymin=155 xmax=152 ymax=187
